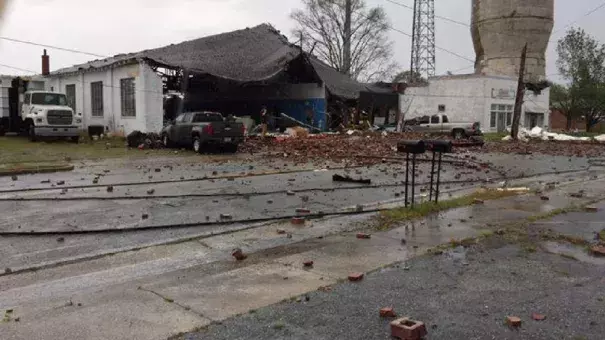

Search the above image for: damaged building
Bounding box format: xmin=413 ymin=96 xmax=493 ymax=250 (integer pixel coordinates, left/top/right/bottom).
xmin=42 ymin=24 xmax=397 ymax=135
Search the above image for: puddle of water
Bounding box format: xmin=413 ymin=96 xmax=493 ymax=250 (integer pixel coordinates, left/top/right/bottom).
xmin=543 ymin=241 xmax=605 ymax=265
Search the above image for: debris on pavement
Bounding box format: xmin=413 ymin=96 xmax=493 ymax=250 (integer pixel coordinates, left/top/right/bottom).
xmin=379 ymin=307 xmax=397 ymax=318
xmin=348 ymin=272 xmax=364 ymax=282
xmin=303 ymin=260 xmax=314 ymax=267
xmin=590 ymin=245 xmax=605 ymax=257
xmin=231 ymin=248 xmax=247 ymax=261
xmin=390 ymin=317 xmax=427 ymax=340
xmin=506 ymin=316 xmax=522 ymax=327
xmin=291 ymin=217 xmax=305 ymax=225
xmin=332 ymin=174 xmax=371 ymax=184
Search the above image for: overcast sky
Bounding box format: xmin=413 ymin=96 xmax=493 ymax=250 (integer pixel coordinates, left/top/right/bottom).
xmin=1 ymin=0 xmax=604 ymax=81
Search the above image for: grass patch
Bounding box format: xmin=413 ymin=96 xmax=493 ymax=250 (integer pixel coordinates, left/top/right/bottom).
xmin=375 ymin=189 xmax=522 ymax=231
xmin=0 ymin=136 xmax=192 ymax=164
xmin=272 ymin=322 xmax=285 ymax=330
xmin=483 ymin=132 xmax=509 ymax=142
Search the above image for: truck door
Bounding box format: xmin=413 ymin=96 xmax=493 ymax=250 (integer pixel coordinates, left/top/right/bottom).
xmin=177 ymin=112 xmax=194 ymax=145
xmin=430 ymin=115 xmax=440 ymax=132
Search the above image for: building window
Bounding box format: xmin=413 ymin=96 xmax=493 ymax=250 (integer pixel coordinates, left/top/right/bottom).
xmin=91 ymin=81 xmax=103 ymax=117
xmin=438 ymin=104 xmax=446 ymax=112
xmin=65 ymin=84 xmax=76 ymax=112
xmin=120 ymin=78 xmax=136 ymax=117
xmin=490 ymin=103 xmax=513 ymax=128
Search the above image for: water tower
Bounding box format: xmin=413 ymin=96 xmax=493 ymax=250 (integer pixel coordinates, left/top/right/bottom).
xmin=471 ymin=0 xmax=554 ymax=82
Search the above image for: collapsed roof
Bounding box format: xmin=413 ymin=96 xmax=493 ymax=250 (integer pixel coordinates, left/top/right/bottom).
xmin=50 ymin=23 xmax=381 ymax=100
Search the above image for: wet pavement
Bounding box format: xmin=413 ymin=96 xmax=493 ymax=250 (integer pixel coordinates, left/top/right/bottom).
xmin=0 ymin=152 xmax=604 ymax=340
xmin=185 ymin=244 xmax=605 ymax=340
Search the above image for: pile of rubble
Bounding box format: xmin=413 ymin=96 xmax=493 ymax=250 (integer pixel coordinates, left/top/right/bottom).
xmin=240 ymin=132 xmax=427 ymax=165
xmin=127 ymin=131 xmax=164 ymax=150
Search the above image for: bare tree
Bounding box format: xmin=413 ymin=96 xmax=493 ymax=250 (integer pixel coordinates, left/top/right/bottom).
xmin=291 ymin=0 xmax=397 ymax=82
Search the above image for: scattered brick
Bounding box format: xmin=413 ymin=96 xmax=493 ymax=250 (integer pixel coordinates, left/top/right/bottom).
xmin=291 ymin=217 xmax=305 ymax=225
xmin=590 ymin=245 xmax=605 ymax=257
xmin=390 ymin=317 xmax=427 ymax=340
xmin=506 ymin=316 xmax=522 ymax=327
xmin=531 ymin=313 xmax=546 ymax=321
xmin=348 ymin=272 xmax=364 ymax=282
xmin=356 ymin=233 xmax=371 ymax=239
xmin=231 ymin=248 xmax=247 ymax=261
xmin=380 ymin=307 xmax=397 ymax=318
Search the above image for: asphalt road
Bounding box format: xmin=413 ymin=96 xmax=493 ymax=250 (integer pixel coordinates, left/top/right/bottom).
xmin=185 ymin=241 xmax=605 ymax=340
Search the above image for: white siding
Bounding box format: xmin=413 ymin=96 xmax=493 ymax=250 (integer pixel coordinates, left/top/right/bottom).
xmin=45 ymin=61 xmax=163 ymax=135
xmin=400 ymin=74 xmax=550 ymax=133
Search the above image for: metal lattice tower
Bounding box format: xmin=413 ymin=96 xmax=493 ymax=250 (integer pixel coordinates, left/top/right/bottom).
xmin=410 ymin=0 xmax=436 ymax=81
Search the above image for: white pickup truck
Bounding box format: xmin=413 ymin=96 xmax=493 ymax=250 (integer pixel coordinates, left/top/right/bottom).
xmin=21 ymin=91 xmax=81 ymax=142
xmin=404 ymin=114 xmax=482 ymax=139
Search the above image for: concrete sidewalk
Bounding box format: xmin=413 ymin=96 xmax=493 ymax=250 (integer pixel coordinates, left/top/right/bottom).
xmin=1 ymin=175 xmax=604 ymax=340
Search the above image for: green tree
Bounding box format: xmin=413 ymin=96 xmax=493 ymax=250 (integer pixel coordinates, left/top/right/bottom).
xmin=392 ymin=70 xmax=426 ymax=84
xmin=291 ymin=0 xmax=397 ymax=82
xmin=556 ymin=28 xmax=605 ymax=131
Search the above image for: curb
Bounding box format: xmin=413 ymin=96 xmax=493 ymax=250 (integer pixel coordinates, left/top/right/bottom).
xmin=0 ymin=164 xmax=74 ymax=177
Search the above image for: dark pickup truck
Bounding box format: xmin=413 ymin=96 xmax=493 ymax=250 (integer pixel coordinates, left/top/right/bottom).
xmin=161 ymin=111 xmax=245 ymax=153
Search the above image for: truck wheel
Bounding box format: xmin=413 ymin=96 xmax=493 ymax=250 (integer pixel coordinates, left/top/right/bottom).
xmin=69 ymin=136 xmax=79 ymax=144
xmin=29 ymin=125 xmax=38 ymax=142
xmin=192 ymin=136 xmax=202 ymax=154
xmin=452 ymin=129 xmax=465 ymax=140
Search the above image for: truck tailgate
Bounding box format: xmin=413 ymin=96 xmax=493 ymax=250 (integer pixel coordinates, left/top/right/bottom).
xmin=210 ymin=121 xmax=244 ymax=138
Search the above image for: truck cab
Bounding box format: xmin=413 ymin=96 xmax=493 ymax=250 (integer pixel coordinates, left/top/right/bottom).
xmin=21 ymin=91 xmax=81 ymax=142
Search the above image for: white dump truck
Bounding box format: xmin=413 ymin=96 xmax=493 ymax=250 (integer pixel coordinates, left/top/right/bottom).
xmin=1 ymin=90 xmax=82 ymax=142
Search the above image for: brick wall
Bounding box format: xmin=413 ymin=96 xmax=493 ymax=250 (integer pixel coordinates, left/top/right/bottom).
xmin=550 ymin=109 xmax=605 ymax=132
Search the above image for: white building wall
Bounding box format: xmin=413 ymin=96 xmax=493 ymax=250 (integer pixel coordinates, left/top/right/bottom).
xmin=400 ymin=74 xmax=550 ymax=133
xmin=45 ymin=61 xmax=164 ymax=134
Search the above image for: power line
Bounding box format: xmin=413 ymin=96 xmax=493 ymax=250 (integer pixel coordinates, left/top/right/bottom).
xmin=0 ymin=36 xmax=108 ymax=58
xmin=552 ymin=0 xmax=605 ymax=35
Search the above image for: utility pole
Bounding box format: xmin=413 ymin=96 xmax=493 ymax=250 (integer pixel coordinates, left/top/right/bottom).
xmin=511 ymin=43 xmax=527 ymax=140
xmin=343 ymin=0 xmax=352 ymax=76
